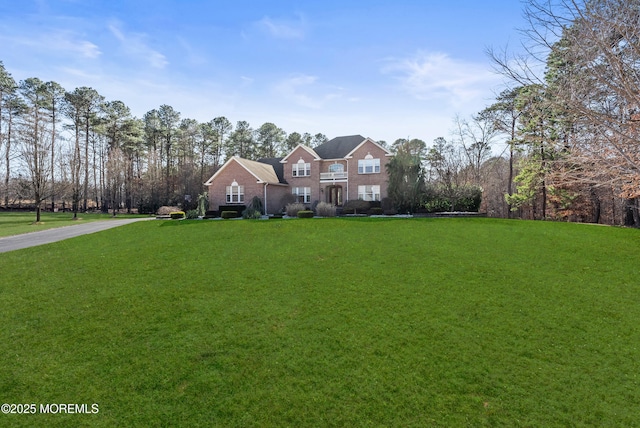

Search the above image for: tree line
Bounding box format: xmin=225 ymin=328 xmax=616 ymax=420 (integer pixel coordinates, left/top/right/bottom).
xmin=2 ymin=0 xmax=638 ymax=226
xmin=386 ymin=0 xmax=640 ymax=226
xmin=0 ymin=62 xmax=329 ymax=220
xmin=485 ymin=0 xmax=640 ymax=226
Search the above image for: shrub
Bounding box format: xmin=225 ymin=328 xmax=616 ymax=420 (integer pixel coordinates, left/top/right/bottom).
xmin=343 ymin=199 xmax=371 ymax=214
xmin=424 ymin=197 xmax=451 ymax=213
xmin=381 ymin=197 xmax=397 ymax=215
xmin=297 ymin=210 xmax=314 ymax=218
xmin=279 ymin=193 xmax=297 ymax=212
xmin=157 ymin=206 xmax=181 ymax=215
xmin=218 ymin=205 xmax=245 ymax=217
xmin=221 ymin=211 xmax=238 ymax=219
xmin=170 ymin=211 xmax=185 ymax=219
xmin=369 ymin=207 xmax=383 ymax=215
xmin=186 ymin=209 xmax=199 ymax=219
xmin=423 ymin=184 xmax=482 ymax=212
xmin=247 ymin=196 xmax=263 ymax=214
xmin=242 ymin=208 xmax=262 ymax=219
xmin=285 ymin=203 xmax=306 ymax=217
xmin=315 ymin=202 xmax=337 ymax=217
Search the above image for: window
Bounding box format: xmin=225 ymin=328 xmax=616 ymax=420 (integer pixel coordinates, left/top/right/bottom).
xmin=358 ymin=185 xmax=380 ymax=201
xmin=226 ymin=181 xmax=244 ymax=203
xmin=328 ymin=163 xmax=344 ymax=173
xmin=292 ymin=187 xmax=311 ymax=203
xmin=358 ymin=155 xmax=380 ymax=174
xmin=292 ymin=159 xmax=310 ymax=177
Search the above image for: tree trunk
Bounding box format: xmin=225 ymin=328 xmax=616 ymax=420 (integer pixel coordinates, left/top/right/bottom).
xmin=50 ymin=105 xmax=56 ymax=212
xmin=84 ymin=119 xmax=90 ymax=211
xmin=4 ymin=113 xmax=12 ymax=209
xmin=589 ymin=187 xmax=601 ymax=224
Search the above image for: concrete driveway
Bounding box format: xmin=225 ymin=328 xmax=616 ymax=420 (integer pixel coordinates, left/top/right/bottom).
xmin=0 ymin=217 xmax=155 ymax=254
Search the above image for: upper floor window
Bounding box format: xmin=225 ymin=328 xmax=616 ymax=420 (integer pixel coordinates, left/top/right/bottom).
xmin=358 ymin=153 xmax=380 ymax=174
xmin=292 ymin=158 xmax=310 ymax=177
xmin=226 ymin=180 xmax=244 ymax=203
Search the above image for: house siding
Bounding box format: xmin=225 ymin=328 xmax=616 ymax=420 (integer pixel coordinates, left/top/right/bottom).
xmin=207 ymin=160 xmax=287 ymax=214
xmin=205 ymin=136 xmax=392 ymax=215
xmin=282 ymin=146 xmax=320 ymax=206
xmin=346 ymin=142 xmax=390 ymax=202
xmin=264 ymin=185 xmax=289 ymax=214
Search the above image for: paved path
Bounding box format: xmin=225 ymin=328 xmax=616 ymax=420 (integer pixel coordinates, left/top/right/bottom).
xmin=0 ymin=217 xmax=155 ymax=254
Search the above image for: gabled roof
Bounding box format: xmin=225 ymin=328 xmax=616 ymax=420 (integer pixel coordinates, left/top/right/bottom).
xmin=280 ymin=144 xmax=321 ymax=163
xmin=256 ymin=157 xmax=286 ymax=183
xmin=344 ymin=137 xmax=393 ymax=158
xmin=204 ymin=156 xmax=283 ymax=186
xmin=313 ymin=135 xmax=366 ymax=159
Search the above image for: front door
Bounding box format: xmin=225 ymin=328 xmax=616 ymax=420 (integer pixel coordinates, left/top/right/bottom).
xmin=326 ymin=185 xmax=343 ymax=206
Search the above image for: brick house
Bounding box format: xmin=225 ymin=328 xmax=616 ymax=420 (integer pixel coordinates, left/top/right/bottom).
xmin=204 ymin=135 xmax=392 ymax=215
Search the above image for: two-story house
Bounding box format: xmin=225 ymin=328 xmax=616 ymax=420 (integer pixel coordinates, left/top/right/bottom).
xmin=204 ymin=135 xmax=392 ymax=215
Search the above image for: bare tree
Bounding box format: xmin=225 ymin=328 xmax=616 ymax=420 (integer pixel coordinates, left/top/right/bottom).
xmin=489 ymin=0 xmax=640 ymax=224
xmin=452 ymin=114 xmax=498 ymax=185
xmin=19 ymin=78 xmax=51 ymax=222
xmin=157 ymin=104 xmax=181 ymax=202
xmin=44 ymin=81 xmax=66 ymax=212
xmin=480 ymin=88 xmax=523 ymax=216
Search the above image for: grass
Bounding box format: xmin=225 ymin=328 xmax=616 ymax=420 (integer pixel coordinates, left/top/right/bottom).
xmin=0 ymin=211 xmax=149 ymax=238
xmin=1 ymin=217 xmax=639 ymax=426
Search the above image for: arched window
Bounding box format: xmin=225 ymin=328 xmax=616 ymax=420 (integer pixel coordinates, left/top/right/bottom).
xmin=292 ymin=158 xmax=311 ymax=176
xmin=226 ymin=180 xmax=244 ymax=203
xmin=358 ymin=153 xmax=380 ymax=174
xmin=328 ymin=163 xmax=344 ymax=173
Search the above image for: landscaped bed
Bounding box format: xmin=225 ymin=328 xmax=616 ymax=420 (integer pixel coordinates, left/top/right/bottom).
xmin=1 ymin=217 xmax=639 ymax=426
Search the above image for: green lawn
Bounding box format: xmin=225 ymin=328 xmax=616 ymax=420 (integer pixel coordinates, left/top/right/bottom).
xmin=0 ymin=211 xmax=149 ymax=238
xmin=1 ymin=218 xmax=639 ymax=427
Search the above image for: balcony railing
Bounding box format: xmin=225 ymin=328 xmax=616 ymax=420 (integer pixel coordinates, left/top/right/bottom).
xmin=320 ymin=172 xmax=348 ymax=180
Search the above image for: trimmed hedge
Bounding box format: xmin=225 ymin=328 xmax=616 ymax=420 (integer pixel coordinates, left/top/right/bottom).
xmin=221 ymin=211 xmax=239 ymax=219
xmin=170 ymin=211 xmax=185 ymax=219
xmin=423 ymin=185 xmax=482 ymax=212
xmin=343 ymin=199 xmax=371 ymax=214
xmin=218 ymin=205 xmax=245 ymax=217
xmin=297 ymin=210 xmax=314 ymax=218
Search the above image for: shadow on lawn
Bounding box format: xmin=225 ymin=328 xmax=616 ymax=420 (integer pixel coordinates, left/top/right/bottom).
xmin=158 ymin=219 xmax=209 ymax=227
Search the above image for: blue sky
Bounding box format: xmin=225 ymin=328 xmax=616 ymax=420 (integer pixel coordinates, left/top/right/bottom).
xmin=0 ymin=0 xmax=526 ymax=146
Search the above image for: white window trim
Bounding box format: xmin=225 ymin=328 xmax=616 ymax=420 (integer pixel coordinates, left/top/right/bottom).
xmin=358 ymin=158 xmax=380 ymax=174
xmin=292 ymin=187 xmax=311 ymax=203
xmin=358 ymin=185 xmax=380 ymax=201
xmin=226 ymin=182 xmax=244 ymax=203
xmin=292 ymin=161 xmax=311 ymax=177
xmin=328 ymin=163 xmax=344 ymax=173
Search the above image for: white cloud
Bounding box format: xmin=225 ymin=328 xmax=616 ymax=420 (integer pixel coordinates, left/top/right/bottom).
xmin=108 ymin=21 xmax=168 ymax=69
xmin=382 ymin=51 xmax=500 ymax=107
xmin=257 ymin=15 xmax=306 ymax=40
xmin=273 ymin=74 xmax=342 ymax=109
xmin=177 ymin=37 xmax=208 ymax=66
xmin=240 ymin=76 xmax=254 ymax=87
xmin=0 ymin=30 xmax=100 ymax=59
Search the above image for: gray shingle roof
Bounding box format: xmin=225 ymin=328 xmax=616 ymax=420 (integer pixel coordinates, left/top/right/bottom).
xmin=313 ymin=135 xmax=366 ymax=159
xmin=256 ymin=157 xmax=286 ymax=183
